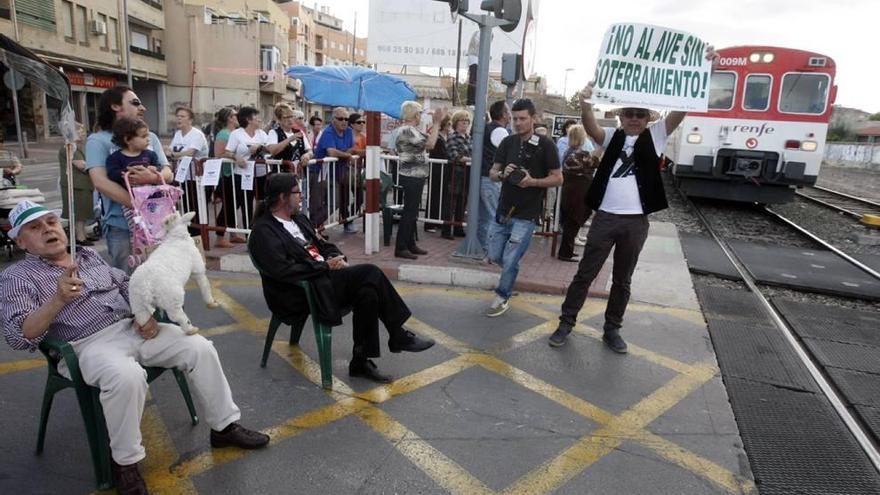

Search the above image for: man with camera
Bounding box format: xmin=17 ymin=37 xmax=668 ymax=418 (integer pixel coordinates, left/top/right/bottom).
xmin=485 ymin=99 xmax=563 ymax=317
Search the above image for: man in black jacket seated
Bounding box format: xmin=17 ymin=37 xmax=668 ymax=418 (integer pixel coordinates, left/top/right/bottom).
xmin=249 ymin=173 xmax=435 ymax=383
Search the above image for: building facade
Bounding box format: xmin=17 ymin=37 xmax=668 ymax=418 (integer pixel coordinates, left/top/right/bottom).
xmin=163 ymin=0 xmax=290 ymax=133
xmin=0 ymin=0 xmax=167 ymax=140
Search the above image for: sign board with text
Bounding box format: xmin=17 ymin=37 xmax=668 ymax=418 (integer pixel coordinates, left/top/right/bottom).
xmin=367 ymin=0 xmax=540 ymax=71
xmin=591 ymin=23 xmax=711 ymax=112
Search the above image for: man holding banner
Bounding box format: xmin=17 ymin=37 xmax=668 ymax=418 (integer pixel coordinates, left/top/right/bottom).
xmin=549 ymin=23 xmax=716 ymax=351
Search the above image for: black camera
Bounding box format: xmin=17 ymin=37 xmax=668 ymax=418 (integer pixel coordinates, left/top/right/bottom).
xmin=505 ymin=165 xmax=526 ymax=185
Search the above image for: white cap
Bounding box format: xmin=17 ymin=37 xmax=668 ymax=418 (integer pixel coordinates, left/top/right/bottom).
xmin=7 ymin=200 xmax=62 ymax=239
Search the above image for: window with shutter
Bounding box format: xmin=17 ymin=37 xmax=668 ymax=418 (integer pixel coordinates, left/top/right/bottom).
xmin=15 ymin=0 xmax=57 ymax=32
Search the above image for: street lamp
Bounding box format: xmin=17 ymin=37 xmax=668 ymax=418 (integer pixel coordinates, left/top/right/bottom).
xmin=562 ymin=67 xmax=574 ymax=100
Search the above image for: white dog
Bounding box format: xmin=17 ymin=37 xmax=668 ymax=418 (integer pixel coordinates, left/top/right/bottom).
xmin=129 ymin=211 xmax=219 ymax=335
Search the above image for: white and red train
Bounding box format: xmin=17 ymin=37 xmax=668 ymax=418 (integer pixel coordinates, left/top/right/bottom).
xmin=672 ymin=45 xmax=836 ymax=203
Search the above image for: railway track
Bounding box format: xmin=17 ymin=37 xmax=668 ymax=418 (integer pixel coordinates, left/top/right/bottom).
xmin=796 ymin=185 xmax=880 ymax=220
xmin=686 ymin=196 xmax=880 ymax=474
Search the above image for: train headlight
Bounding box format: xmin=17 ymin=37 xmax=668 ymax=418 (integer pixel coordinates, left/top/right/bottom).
xmin=686 ymin=133 xmax=702 ymax=144
xmin=762 ymin=53 xmax=775 ymax=63
xmin=749 ymin=53 xmax=761 ymax=63
xmin=800 ymin=140 xmax=818 ymax=151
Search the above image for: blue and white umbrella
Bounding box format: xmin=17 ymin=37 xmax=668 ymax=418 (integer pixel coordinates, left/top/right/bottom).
xmin=285 ymin=65 xmax=416 ymax=119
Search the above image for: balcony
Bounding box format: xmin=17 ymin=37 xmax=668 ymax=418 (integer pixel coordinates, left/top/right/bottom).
xmin=130 ymin=45 xmax=164 ymax=60
xmin=140 ymin=0 xmax=163 ymax=10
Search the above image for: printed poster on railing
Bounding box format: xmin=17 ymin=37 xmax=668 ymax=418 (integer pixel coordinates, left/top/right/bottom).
xmin=241 ymin=161 xmax=255 ymax=191
xmin=174 ymin=156 xmax=192 ymax=184
xmin=591 ymin=23 xmax=712 ymax=112
xmin=202 ymin=159 xmax=222 ymax=187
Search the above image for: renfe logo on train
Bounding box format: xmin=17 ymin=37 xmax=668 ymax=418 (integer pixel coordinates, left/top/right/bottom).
xmin=730 ymin=123 xmax=775 ymax=137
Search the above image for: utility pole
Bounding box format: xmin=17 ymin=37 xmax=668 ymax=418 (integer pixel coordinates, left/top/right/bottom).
xmin=122 ymin=0 xmax=133 ymax=87
xmin=453 ymin=11 xmax=514 ymax=260
xmin=351 ymin=12 xmax=357 ymax=65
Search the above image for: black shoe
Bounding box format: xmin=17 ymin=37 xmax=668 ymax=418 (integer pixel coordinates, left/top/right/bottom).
xmin=410 ymin=245 xmax=428 ymax=255
xmin=112 ymin=461 xmax=148 ymax=495
xmin=210 ymin=423 xmax=270 ymax=449
xmin=395 ymin=249 xmax=418 ymax=260
xmin=349 ymin=358 xmax=392 ymax=383
xmin=558 ymin=255 xmax=580 ymax=263
xmin=602 ymin=331 xmax=628 ymax=354
xmin=548 ymin=326 xmax=572 ymax=347
xmin=389 ymin=330 xmax=435 ymax=353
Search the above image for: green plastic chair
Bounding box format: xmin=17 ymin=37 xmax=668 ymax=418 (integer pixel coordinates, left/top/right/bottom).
xmin=36 ymin=334 xmax=198 ymax=490
xmin=247 ymin=240 xmax=334 ymax=389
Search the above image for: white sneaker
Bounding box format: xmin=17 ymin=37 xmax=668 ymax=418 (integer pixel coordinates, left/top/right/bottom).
xmin=574 ymin=235 xmax=587 ymax=247
xmin=486 ymin=296 xmax=510 ymax=317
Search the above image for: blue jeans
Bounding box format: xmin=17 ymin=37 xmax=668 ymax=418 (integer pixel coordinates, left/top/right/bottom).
xmin=104 ymin=225 xmax=132 ymax=273
xmin=487 ymin=217 xmax=536 ymax=300
xmin=478 ymin=177 xmax=501 ymax=252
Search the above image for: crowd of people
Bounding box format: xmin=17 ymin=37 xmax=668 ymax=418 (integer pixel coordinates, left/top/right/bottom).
xmin=1 ymin=43 xmax=718 ymax=491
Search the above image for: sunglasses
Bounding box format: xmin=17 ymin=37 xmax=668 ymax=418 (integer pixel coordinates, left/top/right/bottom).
xmin=621 ymin=109 xmax=648 ymax=119
xmin=128 ymin=99 xmax=143 ymax=107
xmin=290 ymin=189 xmax=302 ymax=195
xmin=354 ymin=120 xmax=365 ymax=124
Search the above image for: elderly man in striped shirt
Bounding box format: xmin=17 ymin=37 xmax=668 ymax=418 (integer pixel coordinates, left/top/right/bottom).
xmin=0 ymin=200 xmax=269 ymax=495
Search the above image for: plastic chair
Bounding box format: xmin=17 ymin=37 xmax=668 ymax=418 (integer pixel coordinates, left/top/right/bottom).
xmin=36 ymin=335 xmax=198 ymax=490
xmin=247 ymin=241 xmax=334 ymax=390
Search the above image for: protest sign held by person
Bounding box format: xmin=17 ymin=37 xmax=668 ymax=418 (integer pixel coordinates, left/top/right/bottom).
xmin=549 ymin=25 xmax=717 ymax=351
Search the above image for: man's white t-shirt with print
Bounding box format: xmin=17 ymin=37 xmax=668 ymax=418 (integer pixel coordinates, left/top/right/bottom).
xmin=598 ymin=118 xmax=668 ymax=215
xmin=226 ymin=128 xmax=270 ymax=176
xmin=274 ymin=215 xmax=324 ymax=262
xmin=170 ymin=127 xmax=209 ymax=159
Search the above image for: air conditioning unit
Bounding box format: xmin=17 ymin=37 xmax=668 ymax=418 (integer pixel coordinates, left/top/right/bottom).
xmin=89 ymin=19 xmax=107 ymax=35
xmin=259 ymin=72 xmax=275 ymax=83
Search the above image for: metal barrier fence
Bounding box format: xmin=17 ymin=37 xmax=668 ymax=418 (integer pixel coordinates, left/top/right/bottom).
xmin=169 ymin=151 xmax=561 ymax=255
xmin=171 ymin=156 xmax=363 ymax=250
xmin=379 ymin=154 xmax=561 ymax=254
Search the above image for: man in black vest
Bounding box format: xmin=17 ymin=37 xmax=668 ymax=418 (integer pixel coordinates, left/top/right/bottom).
xmin=478 ymin=100 xmax=511 ymax=252
xmin=549 ymin=47 xmax=716 ymax=351
xmin=249 ymin=173 xmax=435 ymax=383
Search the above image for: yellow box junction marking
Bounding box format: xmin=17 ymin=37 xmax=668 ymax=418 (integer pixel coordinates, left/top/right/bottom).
xmin=68 ymin=276 xmax=753 ymax=494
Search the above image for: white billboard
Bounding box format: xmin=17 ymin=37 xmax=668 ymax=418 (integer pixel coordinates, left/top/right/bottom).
xmin=367 ymin=0 xmax=540 ymax=73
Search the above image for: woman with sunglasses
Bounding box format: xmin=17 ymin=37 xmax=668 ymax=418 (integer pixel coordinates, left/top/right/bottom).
xmin=211 ymin=107 xmax=242 ymax=247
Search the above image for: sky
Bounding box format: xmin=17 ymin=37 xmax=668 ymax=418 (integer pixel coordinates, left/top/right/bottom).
xmin=299 ymin=0 xmax=877 ymax=113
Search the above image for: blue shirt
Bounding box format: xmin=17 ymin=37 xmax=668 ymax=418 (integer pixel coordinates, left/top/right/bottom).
xmin=314 ymin=126 xmax=353 ymax=174
xmin=85 ymin=130 xmax=168 ymax=231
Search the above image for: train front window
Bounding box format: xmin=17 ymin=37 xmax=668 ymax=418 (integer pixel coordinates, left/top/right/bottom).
xmin=743 ymin=74 xmax=771 ymax=111
xmin=708 ymin=72 xmax=736 ymax=110
xmin=780 ymin=73 xmax=829 ymax=114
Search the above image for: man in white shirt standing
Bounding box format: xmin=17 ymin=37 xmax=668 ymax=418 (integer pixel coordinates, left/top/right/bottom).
xmin=550 ymin=46 xmax=717 ymax=352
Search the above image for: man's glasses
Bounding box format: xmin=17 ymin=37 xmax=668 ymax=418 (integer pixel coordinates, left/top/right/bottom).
xmin=128 ymin=99 xmax=143 ymax=107
xmin=291 ymin=190 xmax=302 ymax=195
xmin=621 ymin=109 xmax=648 ymax=119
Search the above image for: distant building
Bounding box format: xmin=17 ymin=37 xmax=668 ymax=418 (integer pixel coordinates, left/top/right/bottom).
xmin=856 ymin=127 xmax=880 ymax=144
xmin=0 ymin=0 xmax=167 ymax=140
xmin=163 ymin=0 xmax=291 ymax=133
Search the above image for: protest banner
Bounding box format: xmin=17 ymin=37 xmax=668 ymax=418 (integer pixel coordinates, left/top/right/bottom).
xmin=174 ymin=156 xmax=192 ymax=184
xmin=201 ymin=159 xmax=222 ymax=187
xmin=241 ymin=161 xmax=255 ymax=191
xmin=592 ymin=23 xmax=712 ymax=112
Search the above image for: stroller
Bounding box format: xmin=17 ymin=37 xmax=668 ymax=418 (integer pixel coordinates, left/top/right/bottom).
xmin=123 ymin=172 xmax=183 ymax=268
